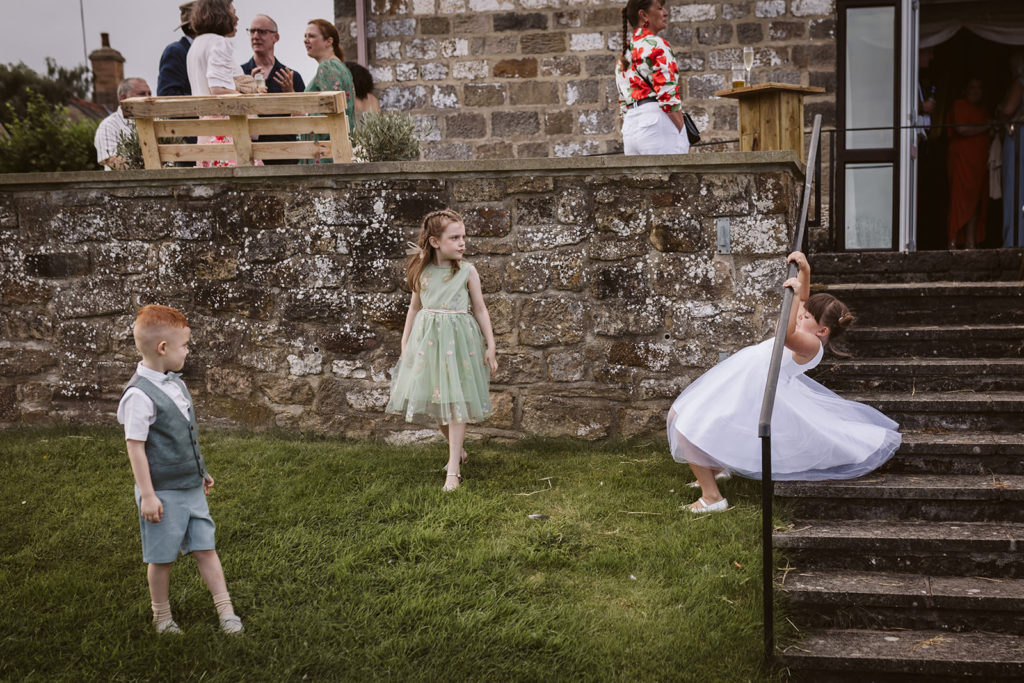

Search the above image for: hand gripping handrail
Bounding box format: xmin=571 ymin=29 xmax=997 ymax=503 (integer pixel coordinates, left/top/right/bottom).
xmin=758 ymin=114 xmax=822 ymax=661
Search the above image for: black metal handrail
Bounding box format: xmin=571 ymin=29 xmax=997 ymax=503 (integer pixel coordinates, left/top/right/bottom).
xmin=758 ymin=113 xmax=822 ymax=661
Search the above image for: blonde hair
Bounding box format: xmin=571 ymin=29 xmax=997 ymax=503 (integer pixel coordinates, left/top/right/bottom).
xmin=405 ymin=209 xmax=463 ymax=292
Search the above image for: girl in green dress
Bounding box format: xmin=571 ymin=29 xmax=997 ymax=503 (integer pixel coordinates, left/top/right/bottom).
xmin=386 ymin=210 xmax=498 ymax=491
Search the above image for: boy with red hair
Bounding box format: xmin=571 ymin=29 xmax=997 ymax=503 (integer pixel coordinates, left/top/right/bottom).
xmin=117 ymin=305 xmax=243 ymax=635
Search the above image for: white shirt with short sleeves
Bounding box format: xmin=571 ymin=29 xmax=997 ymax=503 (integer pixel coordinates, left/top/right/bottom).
xmin=93 ymin=108 xmax=134 ymax=169
xmin=187 ymin=33 xmax=242 ymax=95
xmin=117 ymin=363 xmax=192 ymax=442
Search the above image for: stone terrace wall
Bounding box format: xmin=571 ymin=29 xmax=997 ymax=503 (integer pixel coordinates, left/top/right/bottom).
xmin=0 ymin=153 xmax=799 ymax=441
xmin=334 ymin=0 xmax=837 ymax=160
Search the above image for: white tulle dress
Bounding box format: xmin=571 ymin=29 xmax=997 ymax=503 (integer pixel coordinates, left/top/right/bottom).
xmin=667 ymin=338 xmax=901 ymax=481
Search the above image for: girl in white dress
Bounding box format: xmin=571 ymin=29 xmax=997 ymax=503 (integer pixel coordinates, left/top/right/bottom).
xmin=667 ymin=251 xmax=902 ymax=513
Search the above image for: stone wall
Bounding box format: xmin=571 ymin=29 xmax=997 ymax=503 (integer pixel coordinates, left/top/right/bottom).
xmin=0 ymin=153 xmax=799 ymax=441
xmin=334 ymin=0 xmax=837 ymax=160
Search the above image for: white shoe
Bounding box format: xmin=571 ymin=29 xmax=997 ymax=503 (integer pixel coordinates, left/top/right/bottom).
xmin=686 ymin=497 xmax=729 ymax=514
xmin=154 ymin=619 xmax=182 ymax=634
xmin=220 ymin=615 xmax=244 ymax=635
xmin=687 ymin=469 xmax=732 ymax=488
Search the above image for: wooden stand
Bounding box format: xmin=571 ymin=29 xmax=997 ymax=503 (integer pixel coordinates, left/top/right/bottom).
xmin=714 ymin=83 xmax=824 ymax=162
xmin=120 ymin=92 xmax=352 ymax=168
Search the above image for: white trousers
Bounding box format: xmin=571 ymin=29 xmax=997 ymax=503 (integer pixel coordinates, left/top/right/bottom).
xmin=622 ymin=102 xmax=690 ymax=156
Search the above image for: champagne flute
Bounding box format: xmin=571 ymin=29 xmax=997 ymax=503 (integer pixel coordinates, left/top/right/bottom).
xmin=743 ymin=46 xmax=754 ymax=85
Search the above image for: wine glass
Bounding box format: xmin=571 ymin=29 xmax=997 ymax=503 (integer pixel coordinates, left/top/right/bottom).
xmin=743 ymin=46 xmax=754 ymax=85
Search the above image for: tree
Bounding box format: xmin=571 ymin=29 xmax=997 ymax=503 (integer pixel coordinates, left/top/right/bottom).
xmin=0 ymin=58 xmax=92 ymax=126
xmin=0 ymin=91 xmax=99 ymax=174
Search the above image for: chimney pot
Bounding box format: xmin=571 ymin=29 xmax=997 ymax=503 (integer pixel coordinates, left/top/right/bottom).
xmin=90 ymin=33 xmax=125 ymax=110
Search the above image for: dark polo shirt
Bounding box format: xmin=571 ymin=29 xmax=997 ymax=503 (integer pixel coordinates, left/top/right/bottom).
xmin=241 ymin=57 xmax=307 ymax=164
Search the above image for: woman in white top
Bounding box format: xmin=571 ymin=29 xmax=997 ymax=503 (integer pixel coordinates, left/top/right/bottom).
xmin=186 ymin=0 xmax=254 ymax=167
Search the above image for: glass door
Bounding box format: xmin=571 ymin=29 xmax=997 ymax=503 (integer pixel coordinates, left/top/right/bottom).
xmin=837 ymin=0 xmax=902 ymax=250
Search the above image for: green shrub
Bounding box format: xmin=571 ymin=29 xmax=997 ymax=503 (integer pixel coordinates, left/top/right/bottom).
xmin=114 ymin=125 xmax=144 ymax=170
xmin=0 ymin=91 xmax=99 ymax=174
xmin=349 ymin=110 xmax=423 ymax=162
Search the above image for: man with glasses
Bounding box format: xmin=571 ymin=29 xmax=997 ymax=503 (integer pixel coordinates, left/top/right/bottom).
xmin=241 ymin=14 xmax=306 ymax=164
xmin=241 ymin=14 xmax=305 ymax=94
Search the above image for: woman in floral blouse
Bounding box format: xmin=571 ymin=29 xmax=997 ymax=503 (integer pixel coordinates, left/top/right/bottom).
xmin=615 ymin=0 xmax=689 ymax=155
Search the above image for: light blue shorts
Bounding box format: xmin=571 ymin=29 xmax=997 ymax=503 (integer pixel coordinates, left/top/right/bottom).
xmin=134 ymin=485 xmax=216 ymax=564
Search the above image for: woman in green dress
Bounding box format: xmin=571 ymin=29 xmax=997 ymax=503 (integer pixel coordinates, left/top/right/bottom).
xmin=302 ymin=19 xmax=356 ymax=163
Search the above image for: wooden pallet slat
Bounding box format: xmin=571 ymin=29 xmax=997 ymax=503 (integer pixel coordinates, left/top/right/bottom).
xmin=122 ymin=92 xmax=351 ymax=168
xmin=134 ymin=118 xmax=163 ymax=170
xmin=157 ymin=141 xmax=332 ymax=163
xmin=152 ymin=116 xmax=332 ymax=139
xmin=121 ymin=92 xmax=347 ymax=118
xmin=229 ymin=115 xmax=252 ymax=167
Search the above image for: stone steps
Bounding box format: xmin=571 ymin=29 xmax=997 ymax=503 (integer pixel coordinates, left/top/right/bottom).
xmin=841 ymin=391 xmax=1024 ymax=433
xmin=778 ymin=254 xmax=1024 ymax=679
xmin=774 ymin=520 xmax=1024 ymax=578
xmin=779 ymin=629 xmax=1024 ymax=681
xmin=812 ymin=358 xmax=1024 ymax=393
xmin=840 ymin=324 xmax=1024 ymax=358
xmin=780 ymin=570 xmax=1024 ymax=635
xmin=883 ymin=433 xmax=1024 ymax=475
xmin=776 ymin=473 xmax=1024 ymax=522
xmin=809 ymin=248 xmax=1023 ymax=284
xmin=817 ymin=281 xmax=1024 ymax=326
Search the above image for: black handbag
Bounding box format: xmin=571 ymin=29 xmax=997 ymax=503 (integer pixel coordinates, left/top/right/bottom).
xmin=637 ymin=70 xmax=700 ymax=145
xmin=683 ymin=113 xmax=700 ymax=145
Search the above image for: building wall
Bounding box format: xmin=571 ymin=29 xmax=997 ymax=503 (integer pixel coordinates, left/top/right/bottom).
xmin=334 ymin=0 xmax=837 ymax=160
xmin=0 ymin=153 xmax=800 ymax=440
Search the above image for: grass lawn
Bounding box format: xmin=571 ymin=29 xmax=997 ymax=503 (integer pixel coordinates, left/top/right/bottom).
xmin=0 ymin=427 xmax=792 ymax=681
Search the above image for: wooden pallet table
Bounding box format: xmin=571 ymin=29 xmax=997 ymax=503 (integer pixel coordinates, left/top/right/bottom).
xmin=120 ymin=91 xmax=352 ymax=168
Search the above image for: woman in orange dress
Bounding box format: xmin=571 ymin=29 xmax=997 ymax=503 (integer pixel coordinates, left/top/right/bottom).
xmin=946 ymin=77 xmax=991 ymax=249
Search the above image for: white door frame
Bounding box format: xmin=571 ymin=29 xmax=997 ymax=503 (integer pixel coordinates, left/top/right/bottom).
xmin=899 ymin=0 xmax=920 ymax=252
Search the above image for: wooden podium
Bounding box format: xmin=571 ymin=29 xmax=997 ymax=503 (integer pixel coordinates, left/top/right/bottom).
xmin=714 ymin=83 xmax=824 ymax=162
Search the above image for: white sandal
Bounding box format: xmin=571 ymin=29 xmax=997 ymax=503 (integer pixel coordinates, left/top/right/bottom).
xmin=687 ymin=497 xmax=728 ymax=514
xmin=155 ymin=619 xmax=182 ymax=634
xmin=219 ymin=615 xmax=244 ymax=635
xmin=442 ymin=473 xmax=462 ymax=492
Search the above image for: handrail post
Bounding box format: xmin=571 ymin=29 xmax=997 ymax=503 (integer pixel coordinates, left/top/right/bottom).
xmin=758 ymin=114 xmax=822 ymax=662
xmin=761 ymin=436 xmax=774 ymax=661
xmin=1015 ymin=123 xmax=1021 ymax=249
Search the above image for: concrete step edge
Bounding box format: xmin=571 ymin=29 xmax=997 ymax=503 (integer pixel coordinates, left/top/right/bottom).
xmin=776 ymin=474 xmax=1024 ymax=500
xmin=779 ymin=628 xmax=1024 ymax=673
xmin=774 ymin=520 xmax=1024 ymax=551
xmin=818 ymin=281 xmax=1024 ymax=293
xmin=779 ymin=570 xmax=1024 ymax=609
xmin=842 ymin=392 xmax=1024 ymax=408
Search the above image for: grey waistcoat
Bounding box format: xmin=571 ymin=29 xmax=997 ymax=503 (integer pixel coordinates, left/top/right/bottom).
xmin=122 ymin=374 xmax=208 ymax=490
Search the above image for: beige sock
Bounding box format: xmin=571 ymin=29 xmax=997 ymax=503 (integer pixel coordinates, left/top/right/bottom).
xmin=212 ymin=592 xmax=235 ymax=619
xmin=151 ymin=601 xmax=173 ymax=625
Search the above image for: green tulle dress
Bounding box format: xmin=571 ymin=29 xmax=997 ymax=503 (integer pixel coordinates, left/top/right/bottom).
xmin=386 ymin=263 xmax=492 ymax=425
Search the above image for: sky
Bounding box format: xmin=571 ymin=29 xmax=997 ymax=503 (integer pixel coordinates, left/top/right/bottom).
xmin=0 ymin=0 xmax=334 ymax=98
